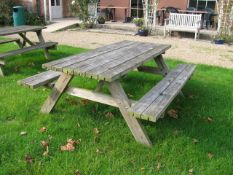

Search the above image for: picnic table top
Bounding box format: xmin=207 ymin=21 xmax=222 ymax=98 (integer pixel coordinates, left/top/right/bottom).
xmin=42 ymin=40 xmax=171 ymax=82
xmin=0 ymin=25 xmax=46 ymax=36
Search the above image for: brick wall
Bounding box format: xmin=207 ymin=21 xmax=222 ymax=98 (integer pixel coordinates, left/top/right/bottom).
xmin=99 ymin=0 xmax=130 ymax=21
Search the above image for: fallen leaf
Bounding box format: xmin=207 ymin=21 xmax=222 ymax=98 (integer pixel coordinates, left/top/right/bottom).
xmin=25 ymin=154 xmax=33 ymax=164
xmin=20 ymin=131 xmax=27 ymax=136
xmin=93 ymin=128 xmax=100 ymax=135
xmin=76 ymin=123 xmax=81 ymax=128
xmin=60 ymin=139 xmax=76 ymax=152
xmin=140 ymin=167 xmax=145 ymax=171
xmin=75 ymin=170 xmax=81 ymax=175
xmin=156 ymin=163 xmax=161 ymax=171
xmin=189 ymin=168 xmax=193 ymax=175
xmin=127 ymin=93 xmax=134 ymax=98
xmin=41 ymin=140 xmax=49 ymax=148
xmin=39 ymin=127 xmax=47 ymax=133
xmin=105 ymin=112 xmax=114 ymax=119
xmin=167 ymin=109 xmax=178 ymax=119
xmin=207 ymin=117 xmax=213 ymax=123
xmin=80 ymin=99 xmax=89 ymax=105
xmin=192 ymin=138 xmax=199 ymax=144
xmin=208 ymin=152 xmax=214 ymax=159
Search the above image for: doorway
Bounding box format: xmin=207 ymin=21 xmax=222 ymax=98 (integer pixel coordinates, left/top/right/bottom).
xmin=50 ymin=0 xmax=63 ymax=19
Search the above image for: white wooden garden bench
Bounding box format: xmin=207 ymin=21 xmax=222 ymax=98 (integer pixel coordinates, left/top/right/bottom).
xmin=164 ymin=13 xmax=202 ymax=40
xmin=19 ymin=41 xmax=196 ymax=147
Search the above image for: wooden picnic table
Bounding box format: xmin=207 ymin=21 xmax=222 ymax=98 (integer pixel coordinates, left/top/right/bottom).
xmin=19 ymin=40 xmax=196 ymax=146
xmin=0 ymin=25 xmax=57 ymax=76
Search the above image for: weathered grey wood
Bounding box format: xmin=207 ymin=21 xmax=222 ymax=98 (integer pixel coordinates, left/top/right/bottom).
xmin=66 ymin=87 xmax=118 ymax=107
xmin=19 ymin=33 xmax=35 ymax=46
xmin=0 ymin=25 xmax=46 ymax=36
xmin=0 ymin=65 xmax=4 ymax=77
xmin=42 ymin=41 xmax=171 ymax=82
xmin=65 ymin=43 xmax=147 ymax=75
xmin=79 ymin=43 xmax=159 ymax=78
xmin=40 ymin=73 xmax=73 ymax=113
xmin=108 ymin=80 xmax=152 ymax=147
xmin=36 ymin=30 xmax=50 ymax=59
xmin=95 ymin=80 xmax=105 ymax=92
xmin=18 ymin=70 xmax=62 ymax=89
xmin=0 ymin=42 xmax=57 ymax=59
xmin=0 ymin=38 xmax=20 ymax=45
xmin=154 ymin=55 xmax=169 ymax=76
xmin=130 ymin=64 xmax=196 ymax=122
xmin=43 ymin=40 xmax=135 ymax=70
xmin=98 ymin=45 xmax=170 ymax=81
xmin=137 ymin=66 xmax=164 ymax=75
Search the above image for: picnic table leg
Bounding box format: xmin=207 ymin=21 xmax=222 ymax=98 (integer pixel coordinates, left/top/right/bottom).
xmin=108 ymin=80 xmax=152 ymax=147
xmin=19 ymin=33 xmax=35 ymax=46
xmin=41 ymin=73 xmax=73 ymax=113
xmin=95 ymin=80 xmax=105 ymax=92
xmin=36 ymin=30 xmax=50 ymax=59
xmin=154 ymin=55 xmax=169 ymax=76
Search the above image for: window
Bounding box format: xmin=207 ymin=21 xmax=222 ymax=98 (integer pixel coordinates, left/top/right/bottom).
xmin=188 ymin=0 xmax=217 ymax=11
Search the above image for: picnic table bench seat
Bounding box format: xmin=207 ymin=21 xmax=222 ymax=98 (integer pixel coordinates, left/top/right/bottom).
xmin=18 ymin=70 xmax=62 ymax=89
xmin=129 ymin=64 xmax=196 ymax=122
xmin=0 ymin=42 xmax=57 ymax=60
xmin=0 ymin=38 xmax=21 ymax=45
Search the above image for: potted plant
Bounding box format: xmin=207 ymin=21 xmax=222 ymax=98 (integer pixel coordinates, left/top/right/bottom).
xmin=97 ymin=16 xmax=105 ymax=24
xmin=138 ymin=26 xmax=149 ymax=36
xmin=133 ymin=18 xmax=144 ymax=27
xmin=213 ymin=33 xmax=225 ymax=45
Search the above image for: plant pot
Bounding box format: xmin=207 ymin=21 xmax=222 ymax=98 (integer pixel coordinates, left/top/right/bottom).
xmin=214 ymin=39 xmax=224 ymax=45
xmin=138 ymin=30 xmax=148 ymax=36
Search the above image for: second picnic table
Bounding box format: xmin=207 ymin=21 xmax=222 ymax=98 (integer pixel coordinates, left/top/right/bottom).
xmin=19 ymin=40 xmax=196 ymax=146
xmin=0 ymin=25 xmax=57 ymax=76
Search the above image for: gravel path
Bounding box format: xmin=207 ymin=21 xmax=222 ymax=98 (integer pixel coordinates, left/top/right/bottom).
xmin=26 ymin=30 xmax=233 ymax=69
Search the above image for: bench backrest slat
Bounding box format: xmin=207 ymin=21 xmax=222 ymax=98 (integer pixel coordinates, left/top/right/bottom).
xmin=168 ymin=13 xmax=201 ymax=28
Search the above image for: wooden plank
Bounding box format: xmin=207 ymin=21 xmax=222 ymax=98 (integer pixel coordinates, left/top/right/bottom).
xmin=108 ymin=80 xmax=152 ymax=147
xmin=144 ymin=65 xmax=196 ymax=119
xmin=154 ymin=55 xmax=169 ymax=76
xmin=19 ymin=33 xmax=35 ymax=46
xmin=66 ymin=87 xmax=118 ymax=107
xmin=40 ymin=73 xmax=73 ymax=113
xmin=0 ymin=38 xmax=20 ymax=45
xmin=137 ymin=65 xmax=164 ymax=75
xmin=0 ymin=42 xmax=57 ymax=59
xmin=18 ymin=70 xmax=62 ymax=89
xmin=36 ymin=30 xmax=51 ymax=59
xmin=0 ymin=25 xmax=46 ymax=36
xmin=95 ymin=80 xmax=105 ymax=92
xmin=98 ymin=45 xmax=171 ymax=81
xmin=80 ymin=43 xmax=160 ymax=78
xmin=131 ymin=64 xmax=188 ymax=119
xmin=60 ymin=42 xmax=142 ymax=74
xmin=42 ymin=40 xmax=135 ymax=70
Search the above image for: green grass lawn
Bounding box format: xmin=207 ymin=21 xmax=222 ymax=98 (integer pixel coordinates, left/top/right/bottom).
xmin=0 ymin=42 xmax=233 ymax=175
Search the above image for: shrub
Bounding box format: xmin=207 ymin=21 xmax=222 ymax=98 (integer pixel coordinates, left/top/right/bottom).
xmin=133 ymin=18 xmax=144 ymax=27
xmin=97 ymin=16 xmax=105 ymax=24
xmin=70 ymin=0 xmax=97 ymax=28
xmin=0 ymin=0 xmax=18 ymax=26
xmin=25 ymin=10 xmax=45 ymax=26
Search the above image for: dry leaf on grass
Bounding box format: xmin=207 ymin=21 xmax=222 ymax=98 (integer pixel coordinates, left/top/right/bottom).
xmin=207 ymin=117 xmax=213 ymax=123
xmin=105 ymin=112 xmax=115 ymax=119
xmin=80 ymin=99 xmax=89 ymax=105
xmin=167 ymin=109 xmax=178 ymax=119
xmin=25 ymin=154 xmax=33 ymax=164
xmin=208 ymin=152 xmax=214 ymax=159
xmin=156 ymin=163 xmax=161 ymax=171
xmin=41 ymin=140 xmax=49 ymax=148
xmin=39 ymin=127 xmax=47 ymax=133
xmin=192 ymin=138 xmax=199 ymax=144
xmin=189 ymin=168 xmax=194 ymax=175
xmin=93 ymin=128 xmax=100 ymax=135
xmin=60 ymin=139 xmax=79 ymax=152
xmin=20 ymin=131 xmax=27 ymax=136
xmin=75 ymin=170 xmax=81 ymax=175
